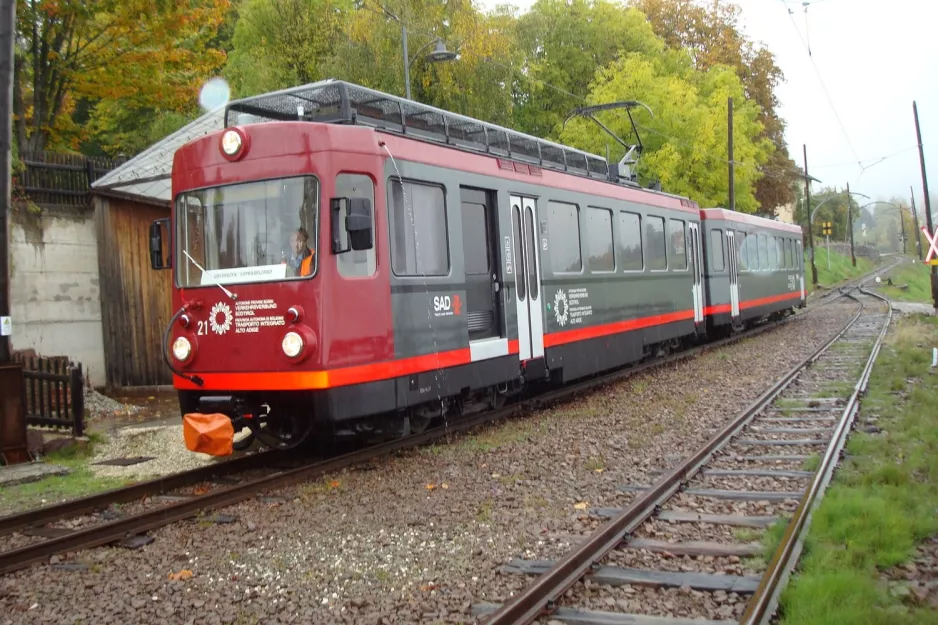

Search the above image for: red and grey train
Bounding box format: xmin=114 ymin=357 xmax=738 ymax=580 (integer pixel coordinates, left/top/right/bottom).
xmin=147 ymin=80 xmax=806 ymax=455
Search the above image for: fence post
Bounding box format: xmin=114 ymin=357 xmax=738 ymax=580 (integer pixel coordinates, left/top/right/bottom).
xmin=70 ymin=364 xmax=84 ymax=437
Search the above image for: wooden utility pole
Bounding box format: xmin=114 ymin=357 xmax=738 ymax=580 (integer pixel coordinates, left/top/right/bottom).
xmin=847 ymin=182 xmax=856 ymax=267
xmin=911 ymin=186 xmax=922 ymax=259
xmin=803 ymin=145 xmax=818 ymax=285
xmin=0 ymin=0 xmax=29 ymax=465
xmin=0 ymin=0 xmax=13 ymax=363
xmin=913 ymin=101 xmax=938 ymax=310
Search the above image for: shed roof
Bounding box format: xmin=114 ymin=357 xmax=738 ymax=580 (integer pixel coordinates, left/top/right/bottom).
xmin=91 ymin=106 xmax=226 ymax=203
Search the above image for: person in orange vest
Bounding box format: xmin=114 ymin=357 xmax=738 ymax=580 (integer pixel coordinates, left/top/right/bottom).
xmin=285 ymin=228 xmax=315 ymax=277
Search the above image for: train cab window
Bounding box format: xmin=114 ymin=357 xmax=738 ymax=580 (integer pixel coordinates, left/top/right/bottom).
xmin=547 ymin=201 xmax=583 ymax=273
xmin=669 ymin=219 xmax=687 ymax=270
xmin=618 ymin=211 xmax=643 ymax=271
xmin=710 ymin=229 xmax=725 ymax=272
xmin=646 ymin=215 xmax=668 ymax=270
xmin=388 ymin=179 xmax=449 ymax=276
xmin=758 ymin=234 xmax=768 ymax=270
xmin=586 ymin=207 xmax=615 ymax=272
xmin=768 ymin=236 xmax=778 ymax=270
xmin=335 ymin=174 xmax=376 ymax=277
xmin=175 ymin=176 xmax=319 ymax=287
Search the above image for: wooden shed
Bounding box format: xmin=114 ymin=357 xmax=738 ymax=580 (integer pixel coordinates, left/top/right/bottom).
xmin=90 ymin=110 xmax=224 ymax=388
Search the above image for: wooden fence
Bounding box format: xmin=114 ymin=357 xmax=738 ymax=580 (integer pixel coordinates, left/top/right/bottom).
xmin=16 ymin=151 xmax=124 ymax=208
xmin=12 ymin=354 xmax=86 ymax=437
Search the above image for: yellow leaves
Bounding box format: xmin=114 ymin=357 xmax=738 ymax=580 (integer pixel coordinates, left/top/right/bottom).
xmin=329 ymin=480 xmax=341 ymax=489
xmin=426 ymin=483 xmax=436 ymax=491
xmin=574 ymin=502 xmax=589 ymax=510
xmin=425 ymin=482 xmax=449 ymax=491
xmin=168 ymin=569 xmax=194 ymax=581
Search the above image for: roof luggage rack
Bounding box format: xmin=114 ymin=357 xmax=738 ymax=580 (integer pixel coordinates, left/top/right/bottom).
xmin=223 ymin=79 xmax=641 ymax=188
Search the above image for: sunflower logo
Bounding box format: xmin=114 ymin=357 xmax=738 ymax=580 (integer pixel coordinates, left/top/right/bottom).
xmin=210 ymin=302 xmax=233 ymax=335
xmin=554 ymin=289 xmax=568 ymax=327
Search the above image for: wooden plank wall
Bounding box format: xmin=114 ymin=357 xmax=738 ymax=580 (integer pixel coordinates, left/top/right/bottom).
xmin=95 ymin=196 xmax=173 ymax=387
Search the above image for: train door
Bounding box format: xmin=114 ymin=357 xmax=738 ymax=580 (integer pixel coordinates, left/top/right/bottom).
xmin=688 ymin=222 xmax=704 ymax=325
xmin=509 ymin=195 xmax=545 ymax=361
xmin=460 ymin=188 xmax=502 ymax=345
xmin=726 ymin=230 xmax=740 ymax=318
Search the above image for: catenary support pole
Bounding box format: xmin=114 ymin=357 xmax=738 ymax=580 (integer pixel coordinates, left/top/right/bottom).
xmin=911 ymin=186 xmax=922 ymax=259
xmin=913 ymin=101 xmax=938 ymax=310
xmin=847 ymin=182 xmax=856 ymax=266
xmin=804 ymin=145 xmax=818 ymax=285
xmin=728 ymin=97 xmax=735 ymax=211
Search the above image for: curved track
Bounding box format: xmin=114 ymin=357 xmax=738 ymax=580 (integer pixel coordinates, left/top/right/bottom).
xmin=474 ymin=285 xmax=892 ymax=625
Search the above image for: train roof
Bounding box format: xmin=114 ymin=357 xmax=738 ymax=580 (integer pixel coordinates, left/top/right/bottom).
xmin=700 ymin=208 xmax=803 ymax=234
xmin=222 ymin=79 xmax=695 ymax=207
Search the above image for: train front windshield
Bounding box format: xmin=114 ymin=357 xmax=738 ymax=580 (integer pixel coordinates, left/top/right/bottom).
xmin=175 ymin=176 xmax=320 ymax=287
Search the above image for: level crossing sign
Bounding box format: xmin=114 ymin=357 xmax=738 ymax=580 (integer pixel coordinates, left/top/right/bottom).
xmin=923 ymin=225 xmax=938 ymax=266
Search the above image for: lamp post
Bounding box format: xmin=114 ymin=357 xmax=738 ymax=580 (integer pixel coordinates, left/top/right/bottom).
xmin=401 ymin=25 xmax=457 ymax=101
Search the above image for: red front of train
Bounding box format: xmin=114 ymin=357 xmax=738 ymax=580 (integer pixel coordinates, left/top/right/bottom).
xmin=151 ymin=121 xmax=390 ymax=454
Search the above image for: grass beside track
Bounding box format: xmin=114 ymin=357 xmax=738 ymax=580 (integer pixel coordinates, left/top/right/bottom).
xmin=0 ymin=434 xmax=129 ymax=516
xmin=804 ymin=247 xmax=875 ymax=296
xmin=774 ymin=315 xmax=938 ymax=624
xmin=877 ymin=259 xmax=936 ymax=303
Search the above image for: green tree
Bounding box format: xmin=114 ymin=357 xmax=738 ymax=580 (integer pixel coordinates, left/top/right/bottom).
xmin=560 ymin=51 xmax=772 ymax=213
xmin=512 ymin=0 xmax=665 ymax=139
xmin=629 ymin=0 xmax=798 ymax=213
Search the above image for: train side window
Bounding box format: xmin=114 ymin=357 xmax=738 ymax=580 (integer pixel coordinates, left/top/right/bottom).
xmin=618 ymin=211 xmax=643 ymax=271
xmin=646 ymin=215 xmax=668 ymax=271
xmin=335 ymin=174 xmax=377 ymax=277
xmin=669 ymin=219 xmax=687 ymax=270
xmin=768 ymin=236 xmax=777 ymax=270
xmin=387 ymin=178 xmax=449 ymax=276
xmin=710 ymin=229 xmax=725 ymax=272
xmin=747 ymin=233 xmax=759 ymax=270
xmin=776 ymin=237 xmax=784 ymax=270
xmin=786 ymin=239 xmax=793 ymax=268
xmin=547 ymin=200 xmax=582 ymax=273
xmin=586 ymin=207 xmax=615 ymax=272
xmin=735 ymin=231 xmax=748 ymax=271
xmin=758 ymin=234 xmax=768 ymax=270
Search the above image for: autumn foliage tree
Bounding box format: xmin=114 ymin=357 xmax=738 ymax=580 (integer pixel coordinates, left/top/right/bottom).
xmin=14 ymin=0 xmax=230 ymax=153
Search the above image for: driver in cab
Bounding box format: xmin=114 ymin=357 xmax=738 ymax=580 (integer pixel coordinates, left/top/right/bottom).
xmin=285 ymin=228 xmax=315 ymax=277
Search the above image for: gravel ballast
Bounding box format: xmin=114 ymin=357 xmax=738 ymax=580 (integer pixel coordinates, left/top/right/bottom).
xmin=1 ymin=301 xmax=861 ymax=624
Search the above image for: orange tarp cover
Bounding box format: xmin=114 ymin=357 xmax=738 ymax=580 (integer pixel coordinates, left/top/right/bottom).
xmin=183 ymin=413 xmax=234 ymax=456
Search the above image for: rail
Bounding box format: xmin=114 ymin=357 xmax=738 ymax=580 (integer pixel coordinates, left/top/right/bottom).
xmin=738 ymin=285 xmax=893 ymax=624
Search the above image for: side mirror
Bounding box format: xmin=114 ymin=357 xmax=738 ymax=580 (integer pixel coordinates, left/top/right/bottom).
xmin=330 ymin=197 xmax=374 ymax=253
xmin=149 ymin=218 xmax=171 ymax=270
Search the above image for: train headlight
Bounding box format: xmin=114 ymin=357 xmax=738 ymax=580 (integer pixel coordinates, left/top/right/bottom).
xmin=221 ymin=130 xmax=243 ymax=156
xmin=172 ymin=336 xmax=192 ymax=362
xmin=282 ymin=331 xmax=304 ymax=358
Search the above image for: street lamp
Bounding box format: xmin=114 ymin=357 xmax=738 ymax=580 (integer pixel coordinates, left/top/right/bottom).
xmin=401 ymin=26 xmax=457 ymax=101
xmin=808 ymin=188 xmax=870 ymax=271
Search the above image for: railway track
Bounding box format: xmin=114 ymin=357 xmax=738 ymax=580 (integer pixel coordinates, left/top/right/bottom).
xmin=473 ymin=285 xmax=892 ymax=625
xmin=0 ymin=262 xmax=898 ymax=579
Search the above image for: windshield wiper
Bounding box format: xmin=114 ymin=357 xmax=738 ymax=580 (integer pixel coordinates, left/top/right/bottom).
xmin=182 ymin=249 xmax=238 ymax=301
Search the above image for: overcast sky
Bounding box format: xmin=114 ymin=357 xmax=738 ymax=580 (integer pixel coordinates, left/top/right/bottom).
xmin=475 ymin=0 xmax=938 ymax=216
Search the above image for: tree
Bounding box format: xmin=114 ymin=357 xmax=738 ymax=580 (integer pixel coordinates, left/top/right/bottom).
xmin=560 ymin=50 xmax=772 ymax=213
xmin=14 ymin=0 xmax=230 ymax=152
xmin=629 ymin=0 xmax=798 ymax=213
xmin=512 ymin=0 xmax=666 ymax=140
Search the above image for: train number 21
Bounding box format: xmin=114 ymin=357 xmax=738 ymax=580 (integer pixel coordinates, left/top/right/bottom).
xmin=197 ymin=321 xmax=209 ymax=336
